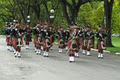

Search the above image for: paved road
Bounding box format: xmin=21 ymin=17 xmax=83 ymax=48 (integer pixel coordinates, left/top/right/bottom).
xmin=0 ymin=37 xmax=120 ymax=80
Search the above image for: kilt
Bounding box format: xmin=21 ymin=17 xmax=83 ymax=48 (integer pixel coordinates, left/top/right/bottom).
xmin=86 ymin=40 xmax=92 ymax=51
xmin=98 ymin=41 xmax=103 ymax=53
xmin=34 ymin=38 xmax=38 ymax=44
xmin=13 ymin=38 xmax=17 ymax=48
xmin=50 ymin=36 xmax=53 ymax=44
xmin=25 ymin=37 xmax=30 ymax=44
xmin=79 ymin=39 xmax=83 ymax=45
xmin=91 ymin=39 xmax=94 ymax=48
xmin=82 ymin=40 xmax=87 ymax=50
xmin=6 ymin=37 xmax=12 ymax=45
xmin=69 ymin=49 xmax=75 ymax=56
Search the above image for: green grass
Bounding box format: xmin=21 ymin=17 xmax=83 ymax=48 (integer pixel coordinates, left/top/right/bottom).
xmin=94 ymin=37 xmax=120 ymax=53
xmin=106 ymin=37 xmax=120 ymax=53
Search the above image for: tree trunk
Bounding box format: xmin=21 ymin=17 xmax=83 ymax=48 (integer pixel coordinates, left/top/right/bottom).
xmin=44 ymin=3 xmax=51 ymax=23
xmin=60 ymin=0 xmax=71 ymax=25
xmin=104 ymin=0 xmax=114 ymax=47
xmin=60 ymin=0 xmax=91 ymax=25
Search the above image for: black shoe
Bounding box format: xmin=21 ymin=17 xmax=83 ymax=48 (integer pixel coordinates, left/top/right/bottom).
xmin=18 ymin=56 xmax=21 ymax=58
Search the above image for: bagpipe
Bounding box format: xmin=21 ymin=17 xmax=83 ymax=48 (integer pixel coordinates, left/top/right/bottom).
xmin=38 ymin=35 xmax=43 ymax=45
xmin=16 ymin=23 xmax=27 ymax=47
xmin=101 ymin=41 xmax=106 ymax=50
xmin=17 ymin=37 xmax=23 ymax=47
xmin=45 ymin=36 xmax=51 ymax=48
xmin=96 ymin=32 xmax=107 ymax=50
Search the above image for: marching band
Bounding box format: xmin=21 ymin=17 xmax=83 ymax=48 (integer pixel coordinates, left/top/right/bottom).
xmin=4 ymin=20 xmax=107 ymax=63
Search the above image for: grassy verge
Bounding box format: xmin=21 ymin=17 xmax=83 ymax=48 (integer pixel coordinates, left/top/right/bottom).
xmin=94 ymin=37 xmax=120 ymax=53
xmin=106 ymin=37 xmax=120 ymax=53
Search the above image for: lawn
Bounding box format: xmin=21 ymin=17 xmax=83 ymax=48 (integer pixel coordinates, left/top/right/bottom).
xmin=106 ymin=37 xmax=120 ymax=53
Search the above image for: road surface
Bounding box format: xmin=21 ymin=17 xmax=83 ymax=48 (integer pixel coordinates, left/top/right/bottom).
xmin=0 ymin=37 xmax=120 ymax=80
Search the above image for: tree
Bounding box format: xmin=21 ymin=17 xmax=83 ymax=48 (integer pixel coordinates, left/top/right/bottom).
xmin=60 ymin=0 xmax=91 ymax=25
xmin=104 ymin=0 xmax=114 ymax=47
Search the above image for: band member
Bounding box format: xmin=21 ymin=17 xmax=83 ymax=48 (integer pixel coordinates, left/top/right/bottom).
xmin=57 ymin=27 xmax=66 ymax=53
xmin=24 ymin=25 xmax=32 ymax=49
xmin=43 ymin=36 xmax=51 ymax=57
xmin=78 ymin=28 xmax=83 ymax=49
xmin=36 ymin=34 xmax=43 ymax=55
xmin=96 ymin=27 xmax=107 ymax=59
xmin=68 ymin=37 xmax=79 ymax=62
xmin=42 ymin=24 xmax=51 ymax=57
xmin=12 ymin=22 xmax=24 ymax=57
xmin=72 ymin=25 xmax=80 ymax=57
xmin=80 ymin=28 xmax=88 ymax=54
xmin=90 ymin=28 xmax=95 ymax=48
xmin=85 ymin=26 xmax=94 ymax=56
xmin=65 ymin=28 xmax=70 ymax=51
xmin=33 ymin=22 xmax=42 ymax=54
xmin=4 ymin=24 xmax=13 ymax=52
xmin=48 ymin=27 xmax=55 ymax=50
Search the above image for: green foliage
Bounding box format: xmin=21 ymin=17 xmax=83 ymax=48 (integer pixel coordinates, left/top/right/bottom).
xmin=0 ymin=0 xmax=120 ymax=33
xmin=78 ymin=1 xmax=104 ymax=28
xmin=112 ymin=1 xmax=120 ymax=33
xmin=94 ymin=37 xmax=120 ymax=53
xmin=106 ymin=37 xmax=120 ymax=53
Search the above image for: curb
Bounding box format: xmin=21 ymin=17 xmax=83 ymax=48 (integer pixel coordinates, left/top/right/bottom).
xmin=115 ymin=52 xmax=120 ymax=55
xmin=91 ymin=48 xmax=111 ymax=53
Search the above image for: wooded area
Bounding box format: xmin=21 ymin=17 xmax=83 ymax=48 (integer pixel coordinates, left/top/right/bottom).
xmin=0 ymin=0 xmax=120 ymax=47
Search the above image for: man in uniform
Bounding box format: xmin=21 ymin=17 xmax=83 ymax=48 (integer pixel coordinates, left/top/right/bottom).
xmin=33 ymin=22 xmax=42 ymax=54
xmin=42 ymin=23 xmax=51 ymax=57
xmin=4 ymin=23 xmax=13 ymax=52
xmin=57 ymin=27 xmax=66 ymax=53
xmin=24 ymin=25 xmax=32 ymax=49
xmin=12 ymin=21 xmax=24 ymax=58
xmin=96 ymin=26 xmax=107 ymax=59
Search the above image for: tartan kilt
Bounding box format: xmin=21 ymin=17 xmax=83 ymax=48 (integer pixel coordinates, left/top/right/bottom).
xmin=50 ymin=36 xmax=53 ymax=44
xmin=82 ymin=40 xmax=87 ymax=49
xmin=43 ymin=40 xmax=46 ymax=49
xmin=86 ymin=40 xmax=91 ymax=51
xmin=69 ymin=49 xmax=75 ymax=56
xmin=34 ymin=38 xmax=38 ymax=44
xmin=13 ymin=38 xmax=23 ymax=47
xmin=13 ymin=38 xmax=17 ymax=48
xmin=98 ymin=41 xmax=103 ymax=53
xmin=79 ymin=39 xmax=83 ymax=45
xmin=6 ymin=37 xmax=12 ymax=45
xmin=25 ymin=37 xmax=29 ymax=42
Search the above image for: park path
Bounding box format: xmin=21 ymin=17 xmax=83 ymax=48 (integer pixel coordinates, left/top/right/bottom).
xmin=0 ymin=37 xmax=120 ymax=80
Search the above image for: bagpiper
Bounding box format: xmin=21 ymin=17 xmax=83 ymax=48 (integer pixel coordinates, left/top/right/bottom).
xmin=96 ymin=26 xmax=107 ymax=59
xmin=68 ymin=37 xmax=79 ymax=62
xmin=57 ymin=27 xmax=66 ymax=53
xmin=11 ymin=21 xmax=24 ymax=58
xmin=70 ymin=24 xmax=80 ymax=57
xmin=80 ymin=27 xmax=88 ymax=55
xmin=65 ymin=28 xmax=70 ymax=51
xmin=4 ymin=23 xmax=13 ymax=52
xmin=49 ymin=27 xmax=55 ymax=50
xmin=24 ymin=24 xmax=32 ymax=49
xmin=33 ymin=22 xmax=42 ymax=54
xmin=85 ymin=26 xmax=95 ymax=56
xmin=42 ymin=23 xmax=51 ymax=57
